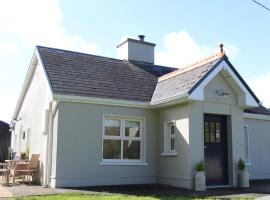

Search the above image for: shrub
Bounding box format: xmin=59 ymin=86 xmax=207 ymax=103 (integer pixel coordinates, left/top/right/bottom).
xmin=26 ymin=146 xmax=30 ymax=159
xmin=196 ymin=160 xmax=205 ymax=171
xmin=238 ymin=158 xmax=246 ymax=171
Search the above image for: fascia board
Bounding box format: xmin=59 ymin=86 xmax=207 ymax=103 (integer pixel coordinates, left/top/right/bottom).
xmin=188 ymin=60 xmax=259 ymax=107
xmin=244 ymin=113 xmax=270 ymax=121
xmin=11 ymin=48 xmax=54 ymax=122
xmin=53 ymin=94 xmax=151 ymax=109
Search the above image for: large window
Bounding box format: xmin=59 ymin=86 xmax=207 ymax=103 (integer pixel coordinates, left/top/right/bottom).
xmin=244 ymin=125 xmax=251 ymax=165
xmin=102 ymin=116 xmax=143 ymax=162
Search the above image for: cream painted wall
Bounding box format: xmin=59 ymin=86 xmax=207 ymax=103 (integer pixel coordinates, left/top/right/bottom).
xmin=156 ymin=104 xmax=191 ymax=188
xmin=244 ymin=117 xmax=270 ymax=179
xmin=187 ymin=71 xmax=245 ymax=187
xmin=11 ymin=61 xmax=52 ymax=184
xmin=12 ymin=62 xmax=267 ymax=189
xmin=155 ymin=71 xmax=247 ymax=189
xmin=51 ymin=102 xmax=157 ymax=187
xmin=204 ymin=73 xmax=237 ymax=106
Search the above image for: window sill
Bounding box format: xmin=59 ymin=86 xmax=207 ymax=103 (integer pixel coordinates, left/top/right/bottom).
xmin=100 ymin=161 xmax=148 ymax=166
xmin=161 ymin=152 xmax=178 ymax=157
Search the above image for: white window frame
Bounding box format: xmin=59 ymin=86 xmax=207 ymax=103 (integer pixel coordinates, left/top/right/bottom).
xmin=161 ymin=120 xmax=177 ymax=157
xmin=101 ymin=115 xmax=146 ymax=165
xmin=243 ymin=125 xmax=251 ymax=165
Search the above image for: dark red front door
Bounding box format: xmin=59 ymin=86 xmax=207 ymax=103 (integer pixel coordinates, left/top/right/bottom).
xmin=204 ymin=114 xmax=228 ymax=186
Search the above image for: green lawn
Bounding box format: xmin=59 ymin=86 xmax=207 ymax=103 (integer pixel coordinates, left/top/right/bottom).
xmin=11 ymin=193 xmax=251 ymax=200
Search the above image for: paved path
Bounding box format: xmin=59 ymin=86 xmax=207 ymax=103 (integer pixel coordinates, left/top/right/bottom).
xmin=0 ymin=181 xmax=270 ymax=199
xmin=0 ymin=185 xmax=100 ymax=199
xmin=0 ymin=185 xmax=13 ymax=198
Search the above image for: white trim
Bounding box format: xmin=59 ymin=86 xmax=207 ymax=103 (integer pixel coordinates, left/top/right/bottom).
xmin=45 ymin=101 xmax=59 ymax=187
xmin=243 ymin=125 xmax=252 ymax=165
xmin=163 ymin=120 xmax=177 ymax=155
xmin=99 ymin=162 xmax=148 ymax=166
xmin=243 ymin=113 xmax=270 ymax=121
xmin=53 ymin=94 xmax=150 ymax=109
xmin=188 ymin=60 xmax=259 ymax=107
xmin=206 ymin=185 xmax=231 ymax=188
xmin=54 ymin=93 xmax=189 ymax=109
xmin=11 ymin=49 xmax=54 ymax=122
xmin=161 ymin=152 xmax=178 ymax=157
xmin=150 ymin=95 xmax=188 ymax=107
xmin=101 ymin=114 xmax=145 ymax=164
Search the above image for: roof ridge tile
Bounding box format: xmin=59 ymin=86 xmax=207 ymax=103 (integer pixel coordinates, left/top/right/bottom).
xmin=158 ymin=51 xmax=224 ymax=82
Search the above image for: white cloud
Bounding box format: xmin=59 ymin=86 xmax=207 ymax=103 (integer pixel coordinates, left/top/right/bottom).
xmin=0 ymin=42 xmax=21 ymax=55
xmin=247 ymin=73 xmax=270 ymax=108
xmin=155 ymin=31 xmax=239 ymax=68
xmin=0 ymin=0 xmax=98 ymax=122
xmin=0 ymin=0 xmax=97 ymax=53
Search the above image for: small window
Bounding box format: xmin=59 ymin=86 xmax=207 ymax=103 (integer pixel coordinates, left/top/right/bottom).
xmin=163 ymin=121 xmax=177 ymax=155
xmin=244 ymin=125 xmax=251 ymax=164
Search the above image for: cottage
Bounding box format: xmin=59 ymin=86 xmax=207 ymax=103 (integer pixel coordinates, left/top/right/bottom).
xmin=11 ymin=36 xmax=270 ymax=189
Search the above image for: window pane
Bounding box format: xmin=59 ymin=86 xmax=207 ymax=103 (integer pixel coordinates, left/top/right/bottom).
xmin=210 ymin=122 xmax=215 ymax=142
xmin=125 ymin=121 xmax=140 ymax=137
xmin=103 ymin=140 xmax=121 ymax=159
xmin=204 ymin=122 xmax=209 ymax=142
xmin=171 ymin=138 xmax=175 ymax=150
xmin=105 ymin=119 xmax=120 ymax=136
xmin=170 ymin=125 xmax=175 ymax=135
xmin=123 ymin=140 xmax=140 ymax=159
xmin=216 ymin=122 xmax=221 ymax=142
xmin=244 ymin=126 xmax=250 ymax=163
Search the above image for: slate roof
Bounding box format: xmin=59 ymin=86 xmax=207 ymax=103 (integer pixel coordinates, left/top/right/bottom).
xmin=151 ymin=58 xmax=222 ymax=103
xmin=37 ymin=46 xmax=175 ymax=102
xmin=244 ymin=105 xmax=270 ymax=116
xmin=37 ymin=46 xmax=263 ymax=114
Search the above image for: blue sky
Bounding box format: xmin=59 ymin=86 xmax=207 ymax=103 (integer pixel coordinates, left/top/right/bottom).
xmin=0 ymin=0 xmax=270 ymax=122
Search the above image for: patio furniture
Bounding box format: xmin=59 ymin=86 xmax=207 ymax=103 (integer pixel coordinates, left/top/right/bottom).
xmin=0 ymin=162 xmax=9 ymax=184
xmin=10 ymin=154 xmax=40 ymax=185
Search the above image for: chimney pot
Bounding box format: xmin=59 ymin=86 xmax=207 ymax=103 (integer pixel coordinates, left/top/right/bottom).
xmin=138 ymin=35 xmax=145 ymax=42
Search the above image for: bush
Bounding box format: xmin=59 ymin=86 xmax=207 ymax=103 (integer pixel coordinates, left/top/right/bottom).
xmin=26 ymin=146 xmax=30 ymax=159
xmin=238 ymin=158 xmax=246 ymax=171
xmin=196 ymin=160 xmax=205 ymax=171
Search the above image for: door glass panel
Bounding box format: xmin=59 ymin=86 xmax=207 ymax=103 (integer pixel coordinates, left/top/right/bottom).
xmin=210 ymin=122 xmax=216 ymax=142
xmin=216 ymin=122 xmax=221 ymax=142
xmin=204 ymin=122 xmax=210 ymax=142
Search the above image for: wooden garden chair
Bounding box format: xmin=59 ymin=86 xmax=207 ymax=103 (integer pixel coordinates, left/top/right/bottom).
xmin=0 ymin=162 xmax=9 ymax=184
xmin=10 ymin=154 xmax=40 ymax=185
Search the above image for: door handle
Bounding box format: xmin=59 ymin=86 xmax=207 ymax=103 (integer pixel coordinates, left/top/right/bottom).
xmin=204 ymin=145 xmax=207 ymax=149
